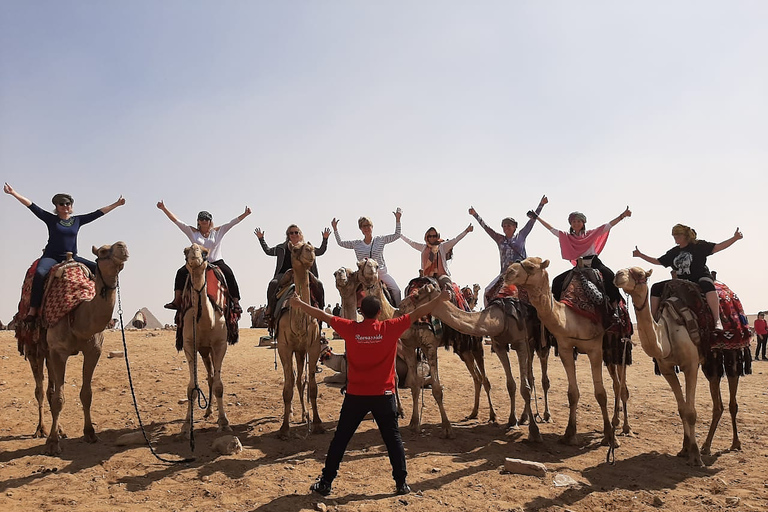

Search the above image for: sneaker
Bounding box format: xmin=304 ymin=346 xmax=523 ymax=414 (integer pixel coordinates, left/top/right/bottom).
xmin=310 ymin=477 xmax=332 ymax=496
xmin=396 ymin=482 xmax=411 ymax=495
xmin=714 ymin=319 xmax=724 ymax=331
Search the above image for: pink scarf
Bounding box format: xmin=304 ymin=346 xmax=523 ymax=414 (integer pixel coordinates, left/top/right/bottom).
xmin=557 ymin=225 xmax=610 ymax=265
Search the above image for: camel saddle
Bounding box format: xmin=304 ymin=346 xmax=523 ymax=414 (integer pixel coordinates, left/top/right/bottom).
xmin=656 ymin=279 xmax=709 ymax=347
xmin=560 ymin=266 xmax=611 ymax=326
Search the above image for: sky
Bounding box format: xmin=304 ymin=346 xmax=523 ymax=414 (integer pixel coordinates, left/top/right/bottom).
xmin=1 ymin=1 xmax=766 ymax=328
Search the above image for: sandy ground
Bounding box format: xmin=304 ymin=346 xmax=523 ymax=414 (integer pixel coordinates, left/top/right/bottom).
xmin=1 ymin=327 xmax=767 ymax=512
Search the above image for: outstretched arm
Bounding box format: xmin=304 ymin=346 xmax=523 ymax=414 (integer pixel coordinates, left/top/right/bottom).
xmin=632 ymin=246 xmax=660 ymax=265
xmin=712 ymin=228 xmax=743 ymax=254
xmin=407 ymin=289 xmax=451 ymax=324
xmin=290 ymin=294 xmax=333 ymax=324
xmin=609 ymin=206 xmax=632 ymax=227
xmin=469 ymin=206 xmax=502 ymax=241
xmin=517 ymin=195 xmax=548 ymax=239
xmin=157 ymin=200 xmax=180 ymax=222
xmin=3 ymin=183 xmax=32 ymax=207
xmin=527 ymin=210 xmax=555 ymax=232
xmin=100 ymin=195 xmax=126 ymax=214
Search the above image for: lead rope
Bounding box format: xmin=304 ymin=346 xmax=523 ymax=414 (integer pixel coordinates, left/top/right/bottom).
xmin=189 ymin=286 xmax=210 ymax=453
xmin=117 ymin=278 xmax=195 ymax=463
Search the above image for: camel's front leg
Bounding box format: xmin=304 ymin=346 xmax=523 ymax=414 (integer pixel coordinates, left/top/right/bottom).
xmin=537 ymin=348 xmax=552 ymax=422
xmin=515 ymin=346 xmax=542 ymax=443
xmin=80 ymin=337 xmax=102 ymax=443
xmin=493 ymin=345 xmax=518 ymax=429
xmin=701 ymin=375 xmax=724 ymax=456
xmin=471 ymin=344 xmax=496 ymax=424
xmin=307 ymin=346 xmax=324 ymax=434
xmin=558 ymin=343 xmax=580 ymax=445
xmin=181 ymin=344 xmax=198 ymax=439
xmin=424 ymin=344 xmax=454 ymax=439
xmin=199 ymin=347 xmax=215 ymax=419
xmin=210 ymin=343 xmax=231 ymax=432
xmin=587 ymin=347 xmax=617 ymax=449
xmin=44 ymin=349 xmax=68 ymax=456
xmin=608 ymin=363 xmax=634 ymax=436
xmin=457 ymin=352 xmax=482 ymax=421
xmin=27 ymin=351 xmax=48 ymax=438
xmin=278 ymin=344 xmax=295 ymax=439
xmin=726 ymin=374 xmax=741 ymax=451
xmin=294 ymin=351 xmax=309 ymax=426
xmin=402 ymin=346 xmax=422 ymax=433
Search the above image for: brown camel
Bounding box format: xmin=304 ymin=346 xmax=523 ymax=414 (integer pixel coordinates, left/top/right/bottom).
xmin=41 ymin=242 xmax=129 ymax=455
xmin=246 ymin=305 xmax=268 ymax=328
xmin=615 ymin=267 xmax=744 ymax=464
xmin=179 ymin=244 xmax=232 ymax=438
xmin=333 ymin=266 xmax=360 ymax=320
xmin=275 ymin=241 xmax=323 ymax=438
xmin=503 ymin=257 xmax=618 ymax=448
xmin=398 ymin=282 xmax=547 ymax=442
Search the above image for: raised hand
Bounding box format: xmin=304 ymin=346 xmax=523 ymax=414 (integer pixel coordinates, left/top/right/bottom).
xmin=322 ymin=227 xmax=331 ymax=239
xmin=539 ymin=195 xmax=548 ymax=206
xmin=331 ymin=218 xmax=339 ymax=230
xmin=632 ymin=246 xmax=641 ymax=258
xmin=393 ymin=207 xmax=402 ymax=220
xmin=468 ymin=206 xmax=476 ymax=216
xmin=254 ymin=227 xmax=264 ymax=239
xmin=156 ymin=200 xmax=165 ymax=210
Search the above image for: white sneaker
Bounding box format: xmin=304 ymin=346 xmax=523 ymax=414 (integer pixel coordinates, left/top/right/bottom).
xmin=714 ymin=319 xmax=723 ymax=331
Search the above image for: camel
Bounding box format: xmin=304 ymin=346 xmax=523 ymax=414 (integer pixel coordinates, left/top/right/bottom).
xmin=333 ymin=266 xmax=361 ymax=321
xmin=246 ymin=305 xmax=268 ymax=328
xmin=503 ymin=257 xmax=618 ymax=448
xmin=39 ymin=242 xmax=129 ymax=455
xmin=398 ymin=281 xmax=548 ymax=442
xmin=461 ymin=284 xmax=482 ymax=311
xmin=614 ymin=267 xmax=744 ymax=465
xmin=179 ymin=244 xmax=232 ymax=438
xmin=275 ymin=241 xmax=323 ymax=438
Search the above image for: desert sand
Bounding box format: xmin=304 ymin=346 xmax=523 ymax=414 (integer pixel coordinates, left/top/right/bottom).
xmin=1 ymin=327 xmax=767 ymax=511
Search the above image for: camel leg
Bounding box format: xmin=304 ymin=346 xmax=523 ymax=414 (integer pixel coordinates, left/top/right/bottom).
xmin=181 ymin=344 xmax=198 ymax=439
xmin=307 ymin=339 xmax=324 ymax=434
xmin=210 ymin=342 xmax=231 ymax=432
xmin=425 ymin=344 xmax=454 ymax=439
xmin=493 ymin=346 xmax=518 ymax=429
xmin=725 ymin=374 xmax=741 ymax=451
xmin=27 ymin=350 xmax=48 ymax=438
xmin=558 ymin=345 xmax=580 ymax=445
xmin=471 ymin=344 xmax=496 ymax=424
xmin=45 ymin=349 xmax=68 ymax=456
xmin=587 ymin=346 xmax=617 ymax=448
xmin=608 ymin=363 xmax=634 ymax=436
xmin=294 ymin=351 xmax=309 ymax=426
xmin=403 ymin=347 xmax=423 ymax=434
xmin=515 ymin=345 xmax=542 ymax=443
xmin=80 ymin=336 xmax=102 ymax=443
xmin=277 ymin=342 xmax=295 ymax=439
xmin=457 ymin=352 xmax=482 ymax=421
xmin=701 ymin=375 xmax=724 ymax=456
xmin=660 ymin=364 xmax=702 ymax=466
xmin=199 ymin=347 xmax=215 ymax=419
xmin=538 ymin=348 xmax=552 ymax=422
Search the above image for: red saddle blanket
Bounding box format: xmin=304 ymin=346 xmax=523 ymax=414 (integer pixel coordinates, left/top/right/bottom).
xmin=560 ymin=268 xmax=605 ymax=324
xmin=712 ymin=281 xmax=751 ymax=350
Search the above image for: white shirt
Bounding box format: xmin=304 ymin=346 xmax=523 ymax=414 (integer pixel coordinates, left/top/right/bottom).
xmin=174 ymin=216 xmax=241 ymax=261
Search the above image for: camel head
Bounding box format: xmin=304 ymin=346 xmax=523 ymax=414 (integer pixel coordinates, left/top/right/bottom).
xmin=184 ymin=243 xmax=208 ymax=271
xmin=614 ymin=267 xmax=653 ymax=294
xmin=398 ymin=281 xmax=440 ymax=315
xmin=503 ymin=256 xmax=549 ymax=288
xmin=334 ymin=267 xmax=358 ymax=292
xmin=357 ymin=258 xmax=380 ymax=288
xmin=288 ymin=241 xmax=315 ymax=269
xmin=92 ymin=241 xmax=130 ymax=281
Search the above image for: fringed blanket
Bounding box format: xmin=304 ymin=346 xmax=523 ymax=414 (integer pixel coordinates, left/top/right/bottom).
xmin=711 ymin=281 xmax=751 ymax=351
xmin=43 ymin=261 xmax=95 ymax=328
xmin=560 ymin=267 xmax=606 ymax=325
xmin=14 ymin=260 xmax=42 ymax=358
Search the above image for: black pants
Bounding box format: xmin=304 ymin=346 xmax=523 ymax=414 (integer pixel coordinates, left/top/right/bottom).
xmin=266 ymin=273 xmax=324 ymax=315
xmin=321 ymin=393 xmax=406 ymax=485
xmin=174 ymin=259 xmax=240 ymax=299
xmin=552 ymin=255 xmax=620 ymax=303
xmin=756 ymin=334 xmax=767 ymax=359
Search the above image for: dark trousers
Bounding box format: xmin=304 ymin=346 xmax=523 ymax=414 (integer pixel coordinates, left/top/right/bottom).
xmin=173 ymin=259 xmax=240 ymax=299
xmin=322 ymin=393 xmax=406 ymax=485
xmin=266 ymin=273 xmax=324 ymax=315
xmin=552 ymin=255 xmax=620 ymax=304
xmin=31 ymin=255 xmax=96 ymax=308
xmin=756 ymin=334 xmax=767 ymax=359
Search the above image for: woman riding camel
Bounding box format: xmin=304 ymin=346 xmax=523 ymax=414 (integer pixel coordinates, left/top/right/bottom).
xmin=157 ymin=201 xmax=251 ymax=311
xmin=633 ymin=224 xmax=743 ymax=331
xmin=401 ymin=224 xmax=473 ymax=290
xmin=470 ymin=195 xmax=547 ymax=307
xmin=255 ymin=224 xmax=330 ymax=326
xmin=331 ymin=207 xmax=403 ymax=306
xmin=4 ymin=182 xmax=126 ymax=322
xmin=528 ymin=205 xmax=631 ymax=308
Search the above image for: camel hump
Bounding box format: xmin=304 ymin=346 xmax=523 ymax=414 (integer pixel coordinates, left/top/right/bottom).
xmin=42 ymin=261 xmax=96 ymax=328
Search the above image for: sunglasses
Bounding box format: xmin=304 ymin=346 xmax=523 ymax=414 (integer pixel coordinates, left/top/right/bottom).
xmin=57 ymin=202 xmax=71 ymax=207
xmin=198 ymin=218 xmax=211 ymax=222
xmin=360 ymin=224 xmax=372 ymax=228
xmin=288 ymin=231 xmax=300 ymax=235
xmin=427 ymin=234 xmax=438 ymax=239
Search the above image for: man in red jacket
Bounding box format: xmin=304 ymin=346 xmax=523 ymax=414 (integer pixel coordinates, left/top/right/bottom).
xmin=754 ymin=311 xmax=767 ymax=360
xmin=290 ymin=288 xmax=449 ymax=497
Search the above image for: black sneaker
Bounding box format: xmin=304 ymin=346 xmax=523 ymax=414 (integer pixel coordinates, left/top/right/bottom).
xmin=396 ymin=482 xmax=411 ymax=495
xmin=310 ymin=477 xmax=332 ymax=496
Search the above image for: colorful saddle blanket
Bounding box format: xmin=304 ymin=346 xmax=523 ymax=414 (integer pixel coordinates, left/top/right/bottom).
xmin=712 ymin=281 xmax=751 ymax=350
xmin=560 ymin=267 xmax=607 ymax=324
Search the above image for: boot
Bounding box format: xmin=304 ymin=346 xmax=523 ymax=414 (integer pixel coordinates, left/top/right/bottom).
xmin=164 ymin=290 xmax=182 ymax=310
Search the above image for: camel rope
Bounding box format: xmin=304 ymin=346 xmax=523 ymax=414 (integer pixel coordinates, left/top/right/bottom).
xmin=189 ymin=284 xmax=210 ymax=453
xmin=117 ymin=279 xmax=195 ymax=463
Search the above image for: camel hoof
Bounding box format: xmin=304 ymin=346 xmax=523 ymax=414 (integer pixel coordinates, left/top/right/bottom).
xmin=730 ymin=441 xmax=742 ymax=451
xmin=84 ymin=433 xmax=99 ymax=444
xmin=690 ymin=456 xmax=703 ymax=467
xmin=542 ymin=412 xmax=551 ymax=422
xmin=204 ymin=411 xmax=213 ymax=419
xmin=528 ymin=432 xmax=544 ymax=443
xmin=700 ymin=446 xmax=712 ymax=456
xmin=33 ymin=426 xmax=48 ymax=439
xmin=601 ymin=437 xmax=620 ymax=448
xmin=277 ymin=429 xmax=291 ymax=440
xmin=312 ymin=423 xmax=325 ymax=435
xmin=558 ymin=436 xmax=577 ymax=446
xmin=217 ymin=425 xmax=233 ymax=433
xmin=618 ymin=429 xmax=637 ymax=438
xmin=505 ymin=423 xmax=521 ymax=433
xmin=44 ymin=440 xmax=62 ymax=456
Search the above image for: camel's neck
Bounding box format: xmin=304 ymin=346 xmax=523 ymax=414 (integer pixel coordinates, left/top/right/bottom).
xmin=71 ymin=269 xmax=118 ymax=337
xmin=432 ymin=300 xmax=503 ymax=337
xmin=187 ymin=263 xmax=216 ymax=325
xmin=292 ymin=261 xmax=312 ymax=303
xmin=339 ymin=290 xmax=358 ymax=320
xmin=628 ymin=285 xmax=667 ymax=359
xmin=521 ymin=280 xmax=577 ymax=339
xmin=364 ymin=281 xmax=394 ymax=320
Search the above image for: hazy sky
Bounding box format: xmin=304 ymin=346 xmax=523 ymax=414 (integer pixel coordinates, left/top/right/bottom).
xmin=2 ymin=2 xmax=766 ymax=328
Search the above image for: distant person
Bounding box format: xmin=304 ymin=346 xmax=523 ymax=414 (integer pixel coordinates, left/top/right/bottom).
xmin=157 ymin=201 xmax=250 ymax=311
xmin=290 ymin=289 xmax=451 ymax=497
xmin=4 ymin=182 xmax=125 ymax=322
xmin=331 ymin=208 xmax=403 ymax=305
xmin=332 ymin=303 xmax=341 ymax=317
xmin=633 ymin=224 xmax=743 ymax=330
xmin=469 ymin=195 xmax=547 ymax=306
xmin=753 ymin=312 xmax=766 ymax=360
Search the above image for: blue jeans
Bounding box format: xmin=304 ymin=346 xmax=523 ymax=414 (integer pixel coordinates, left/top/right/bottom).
xmin=31 ymin=255 xmax=96 ymax=309
xmin=321 ymin=393 xmax=406 ymax=485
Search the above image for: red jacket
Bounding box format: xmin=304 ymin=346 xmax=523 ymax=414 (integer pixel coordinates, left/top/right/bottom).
xmin=755 ymin=318 xmax=767 ymax=336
